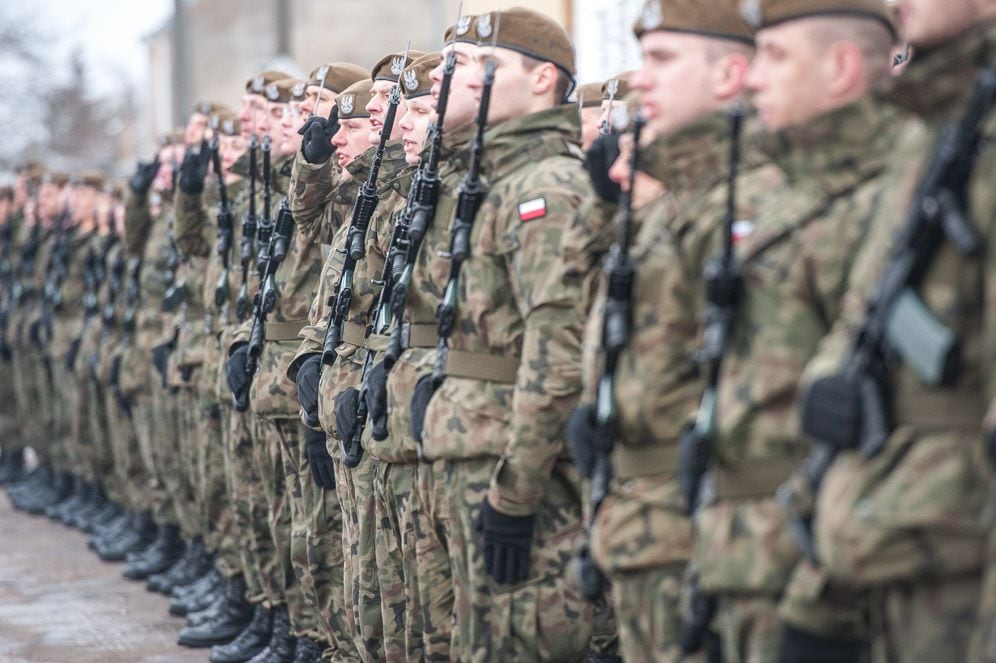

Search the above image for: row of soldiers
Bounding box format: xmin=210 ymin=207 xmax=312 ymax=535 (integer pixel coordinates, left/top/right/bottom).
xmin=1 ymin=0 xmax=995 ymax=660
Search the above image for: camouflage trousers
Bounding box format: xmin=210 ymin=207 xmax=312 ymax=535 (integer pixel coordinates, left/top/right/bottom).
xmin=861 ymin=576 xmax=980 ymax=662
xmin=49 ymin=354 xmax=78 ymax=474
xmin=0 ymin=355 xmax=22 ymax=458
xmin=187 ymin=379 xmax=236 ymax=558
xmin=608 ymin=564 xmax=686 ymax=663
xmin=220 ymin=403 xmax=266 ymax=597
xmin=132 ymin=386 xmax=177 ymax=526
xmin=84 ymin=377 xmax=123 ymax=503
xmin=271 ymin=415 xmax=322 ymax=637
xmin=970 ymin=527 xmax=996 ymax=663
xmin=104 ymin=378 xmax=151 ymax=512
xmin=248 ymin=415 xmax=294 ymax=610
xmin=421 ymin=455 xmax=592 ymax=662
xmin=11 ymin=344 xmax=45 ymax=459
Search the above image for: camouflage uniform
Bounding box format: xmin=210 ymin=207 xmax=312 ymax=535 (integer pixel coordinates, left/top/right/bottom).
xmin=289 ymin=140 xmax=412 ymax=662
xmin=804 ymin=24 xmax=996 ymax=663
xmin=121 ymin=187 xmax=180 ymax=529
xmin=574 ymin=112 xmax=784 ymax=662
xmin=692 ymin=97 xmax=909 ymax=662
xmin=417 ymin=105 xmax=593 ymax=661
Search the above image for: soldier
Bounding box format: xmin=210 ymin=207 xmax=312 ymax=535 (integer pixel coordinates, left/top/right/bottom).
xmin=0 ymin=182 xmax=25 ymax=485
xmin=684 ymin=1 xmax=908 ymax=661
xmin=576 ymin=80 xmax=606 ymax=151
xmin=567 ymin=2 xmax=763 ymax=661
xmin=794 ymin=0 xmax=996 ymax=660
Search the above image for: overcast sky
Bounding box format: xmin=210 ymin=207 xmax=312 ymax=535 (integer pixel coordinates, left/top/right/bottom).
xmin=13 ymin=0 xmax=174 ymax=94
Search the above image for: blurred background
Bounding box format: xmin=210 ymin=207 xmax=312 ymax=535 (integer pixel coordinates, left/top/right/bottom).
xmin=0 ymin=0 xmax=643 ymax=180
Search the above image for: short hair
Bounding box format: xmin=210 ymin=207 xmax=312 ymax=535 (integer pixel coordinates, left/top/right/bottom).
xmin=705 ymin=38 xmax=755 ymax=64
xmin=521 ymin=54 xmax=574 ymax=103
xmin=803 ymin=15 xmax=894 ymax=83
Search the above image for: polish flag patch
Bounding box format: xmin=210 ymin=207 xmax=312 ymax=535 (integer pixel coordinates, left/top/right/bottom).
xmin=732 ymin=219 xmax=755 ymax=244
xmin=518 ymin=197 xmax=547 ymax=222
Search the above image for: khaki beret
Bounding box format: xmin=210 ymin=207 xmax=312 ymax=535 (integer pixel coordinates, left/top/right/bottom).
xmin=336 ymin=79 xmax=375 ymax=119
xmin=191 ymin=101 xmax=226 ymax=116
xmin=634 ymin=0 xmax=754 ymax=43
xmin=445 ymin=8 xmax=576 ymax=77
xmin=308 ymin=62 xmax=369 ymax=94
xmin=401 ymin=52 xmax=441 ymax=99
xmin=74 ymin=170 xmax=107 ymax=190
xmin=602 ymin=73 xmax=634 ymax=101
xmin=41 ymin=172 xmax=70 ymax=188
xmin=263 ymin=77 xmax=306 ymax=104
xmin=740 ymin=0 xmax=896 ymax=36
xmin=211 ymin=108 xmax=241 ymax=137
xmin=371 ymin=50 xmax=426 ymax=82
xmin=576 ymin=82 xmax=604 ymax=108
xmin=160 ymin=129 xmax=186 ymax=147
xmin=17 ymin=160 xmax=45 ymax=180
xmin=0 ymin=186 xmax=13 ymax=200
xmin=245 ymin=70 xmax=293 ymax=94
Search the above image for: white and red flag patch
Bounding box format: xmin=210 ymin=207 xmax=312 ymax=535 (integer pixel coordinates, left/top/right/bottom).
xmin=518 ymin=197 xmax=547 ymax=222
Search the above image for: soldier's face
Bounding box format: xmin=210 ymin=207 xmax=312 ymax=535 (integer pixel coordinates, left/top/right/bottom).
xmin=238 ymin=94 xmax=268 ymax=140
xmin=303 ymin=86 xmax=336 ymax=117
xmin=186 ymin=112 xmax=209 ymax=146
xmin=220 ymin=134 xmax=247 ymax=173
xmin=398 ymin=96 xmax=434 ymax=165
xmin=36 ymin=183 xmax=62 ymax=222
xmin=892 ymin=0 xmax=983 ymax=49
xmin=366 ymin=80 xmax=405 ymax=146
xmin=154 ymin=145 xmax=180 ymax=192
xmin=632 ymin=32 xmax=724 ymax=137
xmin=281 ymin=102 xmax=306 ymax=156
xmin=113 ymin=202 xmax=125 ymax=235
xmin=475 ymin=46 xmax=551 ymax=126
xmin=579 ymin=106 xmax=602 ymax=151
xmin=747 ymin=22 xmax=834 ymax=130
xmin=70 ymin=185 xmax=98 ymax=226
xmin=14 ymin=176 xmax=28 ymax=207
xmin=332 ymin=117 xmax=374 ymax=169
xmin=431 ymin=43 xmax=484 ymax=133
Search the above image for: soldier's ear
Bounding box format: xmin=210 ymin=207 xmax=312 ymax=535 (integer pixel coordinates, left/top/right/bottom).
xmin=530 ymin=61 xmax=559 ymax=98
xmin=824 ymin=40 xmax=864 ymax=100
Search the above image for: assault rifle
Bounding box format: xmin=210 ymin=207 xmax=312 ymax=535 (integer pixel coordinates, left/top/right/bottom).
xmin=236 ymin=132 xmax=259 ymax=321
xmin=211 ymin=135 xmax=234 ymax=312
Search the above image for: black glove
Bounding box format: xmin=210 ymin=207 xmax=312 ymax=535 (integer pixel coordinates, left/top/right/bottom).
xmin=365 ymin=361 xmax=390 ymax=441
xmin=304 ymin=427 xmax=336 ymax=489
xmin=335 ymin=387 xmax=360 ymax=443
xmin=475 ymin=499 xmax=536 ymax=585
xmin=800 ymin=374 xmax=861 ymax=450
xmin=566 ymin=403 xmax=597 ymax=478
xmin=776 ymin=623 xmax=866 ymax=663
xmin=410 ymin=374 xmax=434 ymax=443
xmin=152 ymin=341 xmax=172 ymax=387
xmin=298 ymin=116 xmax=337 ymax=164
xmin=178 ymin=143 xmax=211 ymax=195
xmin=226 ymin=343 xmax=250 ymax=399
xmin=129 ymin=156 xmax=160 ymax=195
xmin=295 ymin=354 xmax=321 ymax=428
xmin=65 ymin=337 xmax=82 ymax=373
xmin=585 ymin=133 xmax=621 ymax=204
xmin=680 ymin=577 xmax=718 ymax=655
xmin=678 ymin=424 xmax=709 ymax=516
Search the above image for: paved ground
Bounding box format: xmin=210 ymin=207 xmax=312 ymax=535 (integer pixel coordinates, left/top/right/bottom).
xmin=0 ymin=492 xmax=205 ymax=662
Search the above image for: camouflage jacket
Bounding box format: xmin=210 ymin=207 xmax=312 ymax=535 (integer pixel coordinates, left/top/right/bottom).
xmin=809 ymin=23 xmax=996 ymax=585
xmin=420 ymin=105 xmax=591 ymax=517
xmin=124 ymin=188 xmax=175 ymax=349
xmin=696 ymin=95 xmax=907 ymax=594
xmin=290 ymin=154 xmax=341 ymax=245
xmin=51 ymin=225 xmax=97 ymax=360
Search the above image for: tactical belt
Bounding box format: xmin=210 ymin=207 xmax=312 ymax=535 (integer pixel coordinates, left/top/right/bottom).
xmin=714 ymin=458 xmax=802 ymax=501
xmin=894 ymin=391 xmax=986 ymax=434
xmin=265 ymin=319 xmax=307 ymax=342
xmin=399 ymin=322 xmax=438 ymax=349
xmin=341 ymin=321 xmax=370 ymax=348
xmin=444 ymin=350 xmax=520 ymax=384
xmin=612 ymin=444 xmax=681 ymax=480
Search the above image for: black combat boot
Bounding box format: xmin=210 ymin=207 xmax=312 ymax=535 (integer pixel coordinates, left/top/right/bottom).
xmin=150 ymin=537 xmax=212 ymax=594
xmin=61 ymin=479 xmax=95 ymax=526
xmin=0 ymin=447 xmax=25 ymax=484
xmin=22 ymin=470 xmax=71 ymax=514
xmin=47 ymin=475 xmax=85 ymax=521
xmin=177 ymin=575 xmax=253 ymax=648
xmin=170 ymin=567 xmax=224 ymax=616
xmin=290 ymin=636 xmax=322 ymax=663
xmin=6 ymin=464 xmax=49 ymax=510
xmin=86 ymin=493 xmax=121 ymax=532
xmin=71 ymin=481 xmax=109 ymax=531
xmin=123 ymin=523 xmax=184 ymax=579
xmin=246 ymin=606 xmax=295 ymax=663
xmin=147 ymin=538 xmax=196 ymax=593
xmin=97 ymin=510 xmax=157 ymax=561
xmin=209 ymin=603 xmax=273 ymax=662
xmin=89 ymin=506 xmax=129 ymax=550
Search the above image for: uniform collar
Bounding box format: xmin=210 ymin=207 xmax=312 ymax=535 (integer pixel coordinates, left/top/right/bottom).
xmin=479 ymin=105 xmax=583 ymax=181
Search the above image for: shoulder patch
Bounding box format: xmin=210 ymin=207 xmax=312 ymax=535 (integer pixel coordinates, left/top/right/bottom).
xmin=518 ymin=198 xmax=547 ymax=222
xmin=732 ymin=219 xmax=754 ymax=244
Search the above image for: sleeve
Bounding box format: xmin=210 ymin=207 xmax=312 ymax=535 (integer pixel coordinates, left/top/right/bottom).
xmin=123 ymin=190 xmax=152 ymax=260
xmin=290 ymin=153 xmax=339 ymax=238
xmin=488 ymin=179 xmax=589 ymax=517
xmin=173 ymin=190 xmax=213 ymax=258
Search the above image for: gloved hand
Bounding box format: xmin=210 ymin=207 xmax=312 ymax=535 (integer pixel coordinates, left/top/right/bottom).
xmin=776 ymin=623 xmax=866 ymax=663
xmin=585 ymin=133 xmax=621 ymax=204
xmin=365 ymin=361 xmax=390 ymax=441
xmin=800 ymin=374 xmax=861 ymax=450
xmin=129 ymin=156 xmax=161 ymax=195
xmin=680 ymin=576 xmax=718 ymax=655
xmin=152 ymin=341 xmax=173 ymax=387
xmin=335 ymin=387 xmax=359 ymax=444
xmin=410 ymin=374 xmax=434 ymax=443
xmin=475 ymin=498 xmax=535 ymax=585
xmin=65 ymin=337 xmax=82 ymax=373
xmin=298 ymin=116 xmax=337 ymax=164
xmin=226 ymin=343 xmax=250 ymax=400
xmin=304 ymin=427 xmax=336 ymax=489
xmin=295 ymin=354 xmax=321 ymax=428
xmin=678 ymin=424 xmax=709 ymax=516
xmin=566 ymin=403 xmax=597 ymax=478
xmin=178 ymin=143 xmax=211 ymax=195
